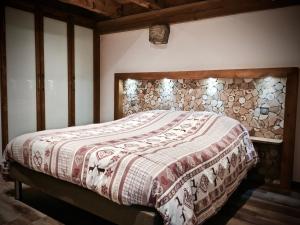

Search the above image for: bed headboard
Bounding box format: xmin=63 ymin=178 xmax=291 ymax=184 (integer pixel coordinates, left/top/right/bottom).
xmin=114 ymin=67 xmax=298 ymax=188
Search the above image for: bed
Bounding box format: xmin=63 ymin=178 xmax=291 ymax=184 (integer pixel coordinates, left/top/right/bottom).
xmin=5 ymin=110 xmax=257 ymax=225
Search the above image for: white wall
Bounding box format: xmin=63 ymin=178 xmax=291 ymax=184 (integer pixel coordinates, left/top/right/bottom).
xmin=100 ymin=6 xmax=300 ymax=181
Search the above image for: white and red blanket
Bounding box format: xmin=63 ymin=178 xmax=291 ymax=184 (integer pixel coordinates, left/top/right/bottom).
xmin=5 ymin=110 xmax=257 ymax=225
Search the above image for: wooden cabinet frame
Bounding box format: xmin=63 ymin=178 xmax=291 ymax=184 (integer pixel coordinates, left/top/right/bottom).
xmin=0 ymin=1 xmax=100 ymax=150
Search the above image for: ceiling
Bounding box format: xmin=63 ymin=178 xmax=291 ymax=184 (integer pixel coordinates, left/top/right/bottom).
xmin=57 ymin=0 xmax=202 ymax=18
xmin=55 ymin=0 xmax=300 ymax=34
xmin=4 ymin=0 xmax=300 ymax=34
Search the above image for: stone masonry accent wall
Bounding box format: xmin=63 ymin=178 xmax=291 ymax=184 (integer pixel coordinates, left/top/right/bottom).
xmin=123 ymin=77 xmax=286 ymax=139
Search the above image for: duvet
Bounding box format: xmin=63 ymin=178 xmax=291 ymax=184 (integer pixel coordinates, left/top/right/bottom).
xmin=5 ymin=110 xmax=257 ymax=225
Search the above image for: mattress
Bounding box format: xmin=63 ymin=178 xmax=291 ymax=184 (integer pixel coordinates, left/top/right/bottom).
xmin=5 ymin=110 xmax=258 ymax=225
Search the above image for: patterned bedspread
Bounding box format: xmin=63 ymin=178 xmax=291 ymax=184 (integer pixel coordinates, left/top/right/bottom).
xmin=5 ymin=110 xmax=257 ymax=225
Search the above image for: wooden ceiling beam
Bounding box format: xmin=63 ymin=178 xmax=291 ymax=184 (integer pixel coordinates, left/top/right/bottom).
xmin=58 ymin=0 xmax=120 ymax=17
xmin=115 ymin=0 xmax=161 ymax=9
xmin=96 ymin=0 xmax=300 ymax=34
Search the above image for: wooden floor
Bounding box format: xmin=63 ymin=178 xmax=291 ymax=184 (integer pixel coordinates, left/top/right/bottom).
xmin=0 ymin=177 xmax=300 ymax=225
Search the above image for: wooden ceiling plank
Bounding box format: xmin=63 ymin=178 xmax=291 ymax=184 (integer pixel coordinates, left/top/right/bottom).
xmin=115 ymin=0 xmax=161 ymax=10
xmin=96 ymin=0 xmax=300 ymax=34
xmin=129 ymin=0 xmax=161 ymax=9
xmin=58 ymin=0 xmax=120 ymax=17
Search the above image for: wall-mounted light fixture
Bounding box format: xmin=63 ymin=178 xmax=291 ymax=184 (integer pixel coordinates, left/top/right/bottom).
xmin=160 ymin=78 xmax=173 ymax=97
xmin=125 ymin=79 xmax=138 ymax=96
xmin=149 ymin=24 xmax=170 ymax=45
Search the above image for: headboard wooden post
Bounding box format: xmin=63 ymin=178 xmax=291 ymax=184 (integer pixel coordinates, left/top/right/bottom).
xmin=114 ymin=67 xmax=299 ymax=189
xmin=114 ymin=76 xmax=124 ymax=120
xmin=281 ymin=69 xmax=298 ymax=188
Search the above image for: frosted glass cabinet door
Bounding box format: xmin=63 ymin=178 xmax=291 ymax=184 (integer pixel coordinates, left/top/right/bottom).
xmin=6 ymin=7 xmax=37 ymax=140
xmin=44 ymin=17 xmax=68 ymax=129
xmin=75 ymin=25 xmax=93 ymax=125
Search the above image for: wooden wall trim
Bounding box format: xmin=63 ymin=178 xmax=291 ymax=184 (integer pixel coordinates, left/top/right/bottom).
xmin=115 ymin=68 xmax=298 ymax=80
xmin=114 ymin=67 xmax=299 ymax=189
xmin=0 ymin=3 xmax=8 ymax=151
xmin=96 ymin=0 xmax=300 ymax=34
xmin=93 ymin=30 xmax=100 ymax=123
xmin=35 ymin=7 xmax=45 ymax=131
xmin=67 ymin=18 xmax=75 ymax=126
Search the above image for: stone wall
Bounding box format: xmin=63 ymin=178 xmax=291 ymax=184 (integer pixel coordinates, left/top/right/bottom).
xmin=123 ymin=77 xmax=286 ymax=139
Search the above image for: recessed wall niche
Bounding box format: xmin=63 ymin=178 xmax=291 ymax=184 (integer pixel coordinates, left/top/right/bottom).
xmin=123 ymin=77 xmax=286 ymax=139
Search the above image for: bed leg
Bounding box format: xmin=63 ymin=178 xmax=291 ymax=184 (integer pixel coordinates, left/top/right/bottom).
xmin=14 ymin=180 xmax=22 ymax=200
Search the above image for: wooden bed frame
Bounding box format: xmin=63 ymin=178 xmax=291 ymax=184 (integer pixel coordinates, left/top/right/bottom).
xmin=10 ymin=162 xmax=163 ymax=225
xmin=10 ymin=67 xmax=299 ymax=225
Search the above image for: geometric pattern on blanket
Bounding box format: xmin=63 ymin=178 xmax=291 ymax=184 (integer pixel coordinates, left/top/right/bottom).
xmin=5 ymin=110 xmax=257 ymax=225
